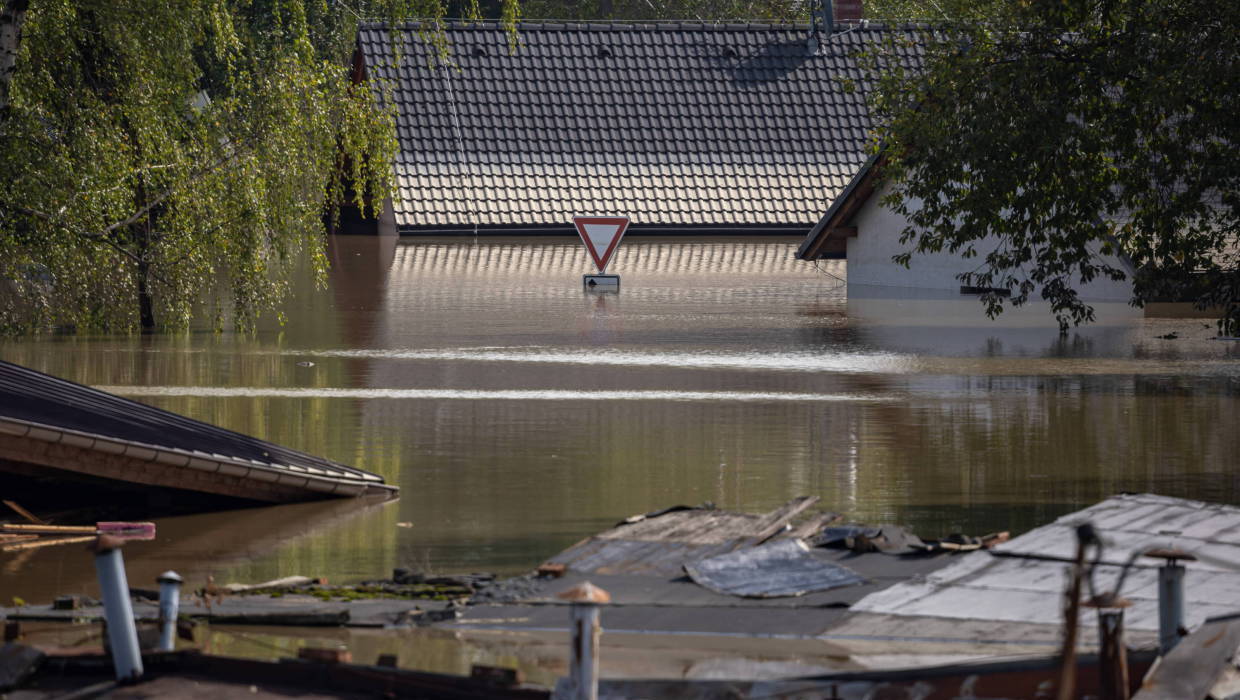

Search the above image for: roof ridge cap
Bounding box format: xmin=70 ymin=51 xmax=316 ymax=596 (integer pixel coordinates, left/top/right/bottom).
xmin=358 ymin=18 xmax=934 ymax=33
xmin=364 ymin=18 xmax=822 ymax=31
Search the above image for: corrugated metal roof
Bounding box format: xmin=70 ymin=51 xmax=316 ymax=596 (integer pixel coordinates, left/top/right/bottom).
xmin=357 ymin=21 xmax=924 ymax=232
xmin=851 ymin=493 xmax=1240 ymax=636
xmin=686 ymin=539 xmax=866 ymax=597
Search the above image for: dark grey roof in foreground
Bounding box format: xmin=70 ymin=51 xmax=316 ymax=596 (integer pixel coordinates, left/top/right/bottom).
xmin=0 ymin=360 xmax=388 ymax=489
xmin=356 ymin=21 xmax=923 ymax=232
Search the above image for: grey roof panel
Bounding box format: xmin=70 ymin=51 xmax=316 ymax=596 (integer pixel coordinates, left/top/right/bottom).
xmin=851 ymin=494 xmax=1240 ymax=638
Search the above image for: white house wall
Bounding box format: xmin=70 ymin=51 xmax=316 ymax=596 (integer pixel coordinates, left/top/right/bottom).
xmin=845 ymin=183 xmax=1135 ymax=302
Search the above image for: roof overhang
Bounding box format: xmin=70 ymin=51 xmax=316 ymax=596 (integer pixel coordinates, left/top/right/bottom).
xmin=796 ymin=152 xmax=885 ymax=260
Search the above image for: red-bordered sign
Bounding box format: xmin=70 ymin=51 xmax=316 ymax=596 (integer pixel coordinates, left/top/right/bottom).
xmin=573 ymin=216 xmax=630 ymax=274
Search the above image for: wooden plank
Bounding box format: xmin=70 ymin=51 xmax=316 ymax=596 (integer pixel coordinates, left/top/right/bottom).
xmin=600 ymin=510 xmax=760 ymax=545
xmin=2 ymin=500 xmax=46 ymax=525
xmin=749 ymin=496 xmax=821 ymax=545
xmin=1133 ymin=614 xmax=1240 ymax=700
xmin=1 ymin=524 xmax=95 ymax=535
xmin=1 ymin=535 xmax=95 ymax=553
xmin=785 ymin=512 xmax=841 ymax=540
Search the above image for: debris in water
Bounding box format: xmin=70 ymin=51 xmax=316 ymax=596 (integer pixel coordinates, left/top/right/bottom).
xmin=686 ymin=539 xmax=865 ymax=598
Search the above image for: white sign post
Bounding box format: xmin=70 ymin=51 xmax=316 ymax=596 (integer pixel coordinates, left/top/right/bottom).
xmin=573 ymin=215 xmax=629 ymax=290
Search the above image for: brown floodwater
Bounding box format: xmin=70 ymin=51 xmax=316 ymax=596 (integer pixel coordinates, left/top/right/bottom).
xmin=3 ymin=235 xmax=1239 ymax=610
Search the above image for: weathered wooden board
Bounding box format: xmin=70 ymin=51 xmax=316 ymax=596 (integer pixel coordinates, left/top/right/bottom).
xmin=552 ymin=498 xmax=829 ymax=577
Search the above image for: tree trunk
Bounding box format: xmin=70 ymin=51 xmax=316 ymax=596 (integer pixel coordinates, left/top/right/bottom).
xmin=133 ymin=174 xmax=156 ymax=331
xmin=137 ymin=260 xmax=155 ymax=330
xmin=0 ymin=0 xmax=28 ymax=120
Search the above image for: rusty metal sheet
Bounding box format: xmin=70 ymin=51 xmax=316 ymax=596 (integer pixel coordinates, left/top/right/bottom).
xmin=685 ymin=539 xmax=865 ymax=598
xmin=1133 ymin=613 xmax=1240 ymax=700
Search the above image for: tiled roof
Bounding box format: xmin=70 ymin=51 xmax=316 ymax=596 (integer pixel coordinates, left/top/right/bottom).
xmin=357 ymin=21 xmax=923 ymax=233
xmin=0 ymin=360 xmax=389 ymax=488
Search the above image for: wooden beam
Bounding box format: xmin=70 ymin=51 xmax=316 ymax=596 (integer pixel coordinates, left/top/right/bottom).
xmin=1 ymin=535 xmax=95 ymax=553
xmin=2 ymin=500 xmax=46 ymax=525
xmin=1 ymin=524 xmax=95 ymax=535
xmin=785 ymin=512 xmax=841 ymax=541
xmin=749 ymin=496 xmax=821 ymax=545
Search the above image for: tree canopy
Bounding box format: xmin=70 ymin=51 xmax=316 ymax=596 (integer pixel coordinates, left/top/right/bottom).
xmin=0 ymin=0 xmax=409 ymax=333
xmin=868 ymin=0 xmax=1240 ymax=330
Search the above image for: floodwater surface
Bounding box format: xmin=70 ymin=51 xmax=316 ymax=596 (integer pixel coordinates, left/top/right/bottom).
xmin=3 ymin=235 xmax=1239 ymax=607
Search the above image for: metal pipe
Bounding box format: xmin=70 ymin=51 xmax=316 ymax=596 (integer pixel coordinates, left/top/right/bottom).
xmin=91 ymin=536 xmax=143 ymax=681
xmin=156 ymin=570 xmax=183 ymax=652
xmin=558 ymin=582 xmax=610 ymax=700
xmin=569 ymin=604 xmax=601 ymax=700
xmin=1157 ymin=561 xmax=1186 ymax=655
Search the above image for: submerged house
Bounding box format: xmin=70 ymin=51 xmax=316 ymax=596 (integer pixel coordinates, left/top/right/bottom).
xmin=795 ymin=155 xmax=1137 ymax=303
xmin=347 ymin=12 xmax=922 ymax=236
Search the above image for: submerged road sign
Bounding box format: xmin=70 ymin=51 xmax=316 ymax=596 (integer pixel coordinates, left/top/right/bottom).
xmin=573 ymin=216 xmax=630 ymax=275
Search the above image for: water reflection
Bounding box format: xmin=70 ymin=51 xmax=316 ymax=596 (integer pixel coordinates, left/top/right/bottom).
xmin=3 ymin=496 xmax=395 ymax=601
xmin=2 ymin=237 xmax=1239 ymax=606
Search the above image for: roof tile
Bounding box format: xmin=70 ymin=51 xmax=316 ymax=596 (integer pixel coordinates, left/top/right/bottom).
xmin=360 ymin=21 xmax=923 ymax=232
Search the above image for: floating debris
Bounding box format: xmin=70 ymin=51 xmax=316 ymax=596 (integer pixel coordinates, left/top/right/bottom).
xmin=685 ymin=539 xmax=864 ymax=598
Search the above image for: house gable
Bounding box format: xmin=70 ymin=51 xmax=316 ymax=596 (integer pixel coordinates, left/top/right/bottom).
xmin=802 ymin=163 xmax=1136 ymax=302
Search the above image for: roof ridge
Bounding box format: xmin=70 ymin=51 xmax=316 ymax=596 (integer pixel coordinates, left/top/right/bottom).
xmin=357 ymin=19 xmax=911 ymax=32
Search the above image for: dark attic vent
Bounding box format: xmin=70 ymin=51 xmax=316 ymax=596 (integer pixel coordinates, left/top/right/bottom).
xmin=472 ymin=46 xmax=487 ymax=57
xmin=960 ymin=286 xmax=1012 ymax=297
xmin=721 ymin=47 xmax=738 ymax=58
xmin=596 ymin=46 xmax=613 ymax=58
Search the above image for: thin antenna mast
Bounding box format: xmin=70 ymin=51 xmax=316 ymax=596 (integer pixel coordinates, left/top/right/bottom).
xmin=807 ymin=0 xmax=834 ymax=54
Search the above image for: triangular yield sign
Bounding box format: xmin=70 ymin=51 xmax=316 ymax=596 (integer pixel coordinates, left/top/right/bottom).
xmin=573 ymin=216 xmax=630 ymax=274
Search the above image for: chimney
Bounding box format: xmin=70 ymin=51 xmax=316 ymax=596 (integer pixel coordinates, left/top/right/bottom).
xmin=834 ymin=0 xmax=863 ymax=22
xmin=807 ymin=0 xmax=864 ymax=53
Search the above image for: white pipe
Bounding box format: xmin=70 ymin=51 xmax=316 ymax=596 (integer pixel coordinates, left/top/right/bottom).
xmin=93 ymin=542 xmax=144 ymax=681
xmin=156 ymin=571 xmax=183 ymax=652
xmin=569 ymin=604 xmax=601 ymax=700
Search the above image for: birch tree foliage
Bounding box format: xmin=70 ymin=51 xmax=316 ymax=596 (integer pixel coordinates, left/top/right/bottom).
xmin=0 ymin=0 xmax=414 ymax=333
xmin=867 ymin=0 xmax=1240 ymax=331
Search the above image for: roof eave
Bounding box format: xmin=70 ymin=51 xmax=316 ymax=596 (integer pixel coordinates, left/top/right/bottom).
xmin=796 ymin=151 xmax=885 ymax=260
xmin=394 ymin=223 xmax=813 ymax=236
